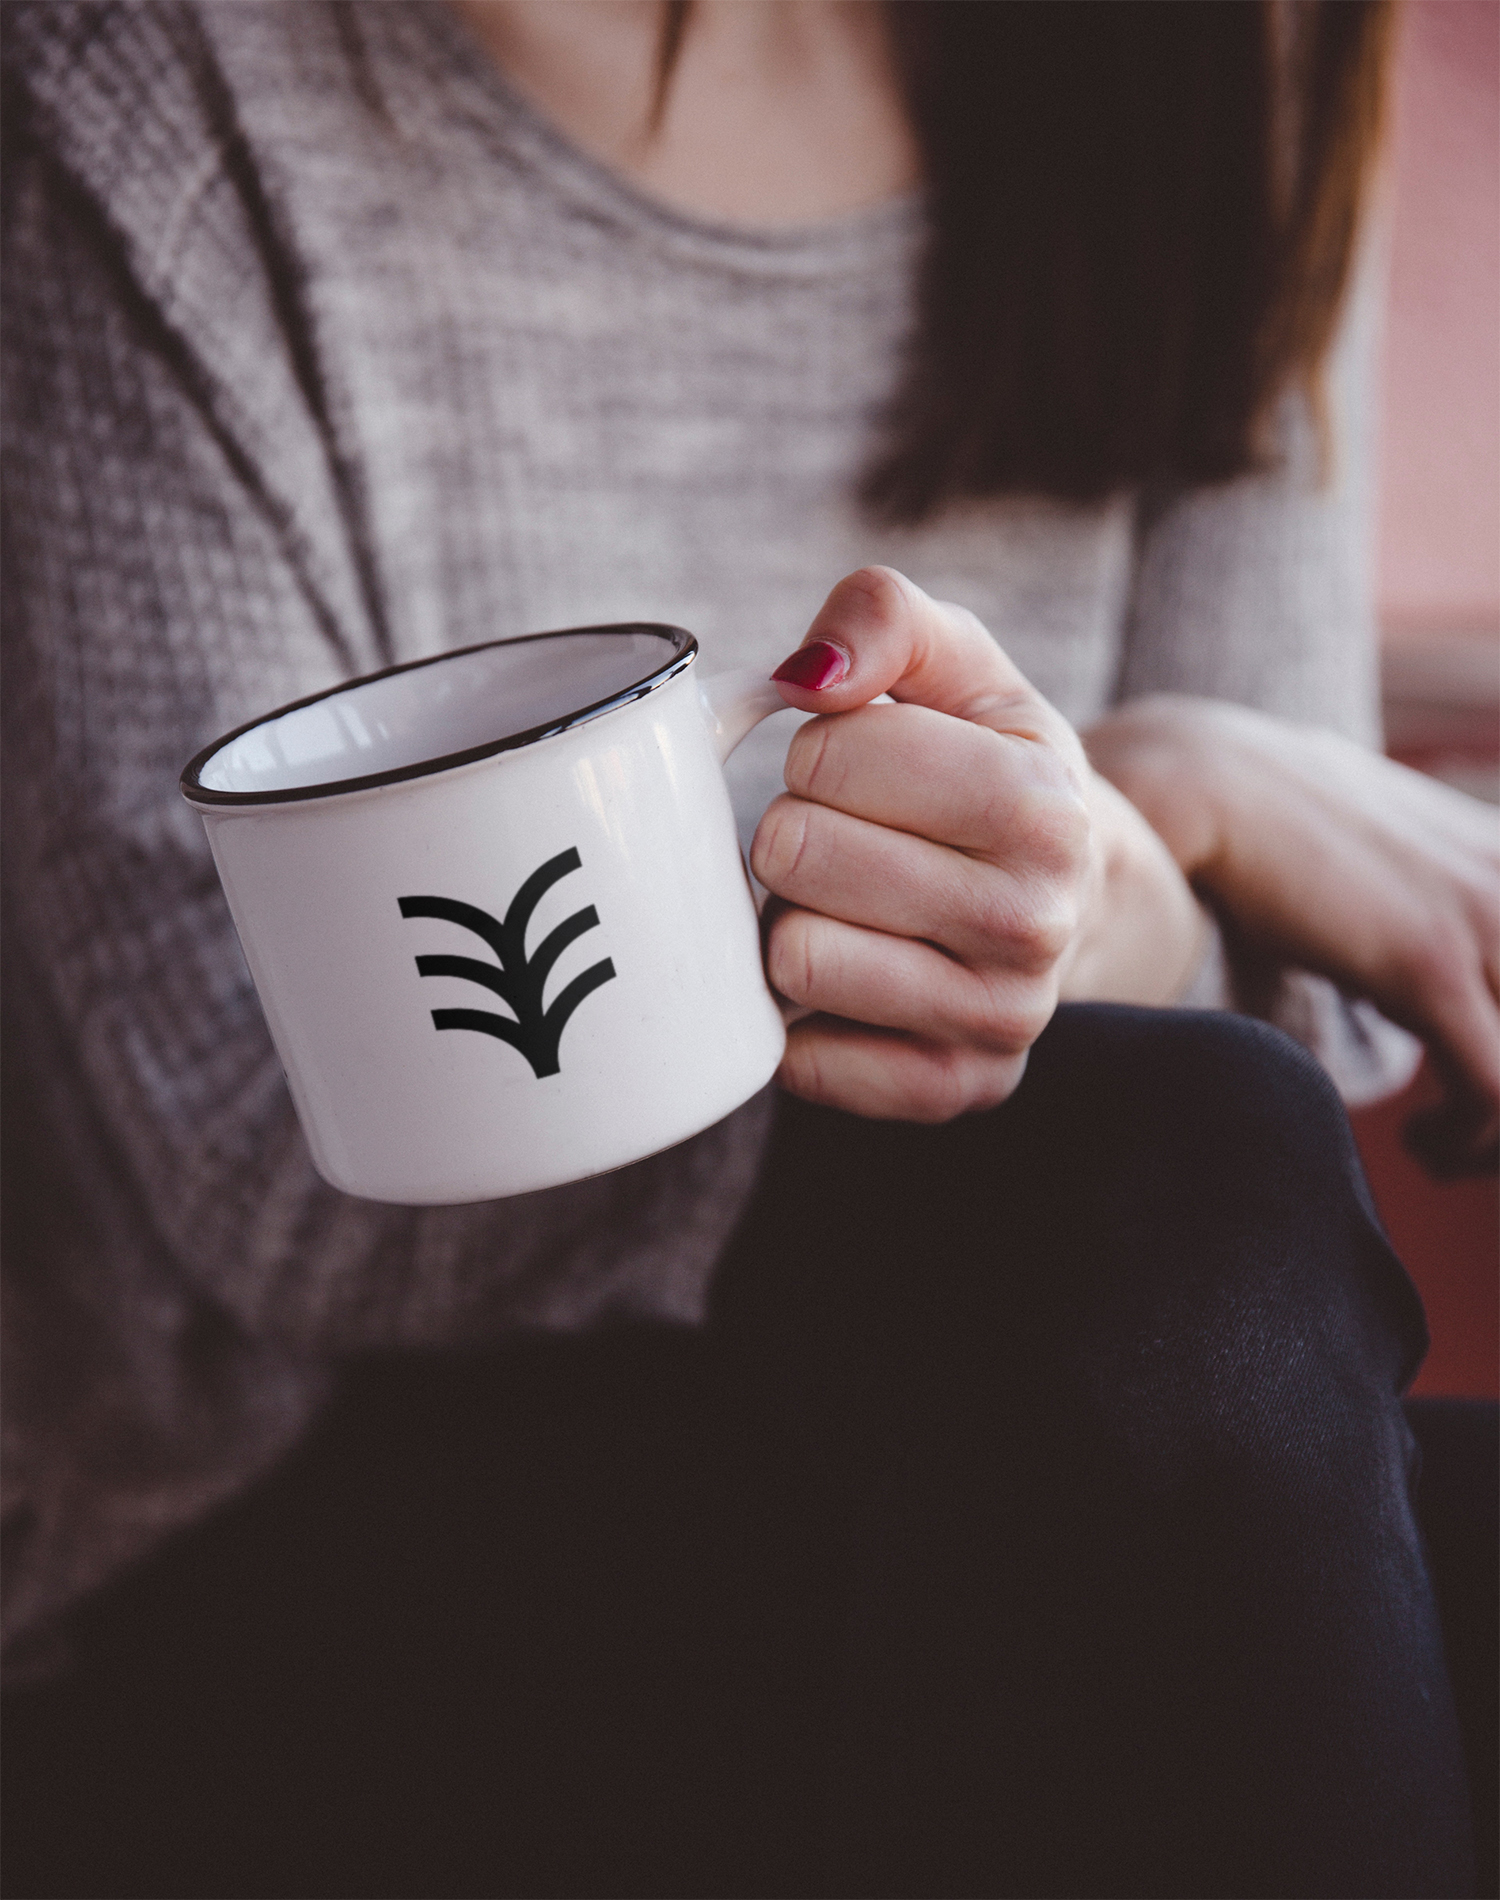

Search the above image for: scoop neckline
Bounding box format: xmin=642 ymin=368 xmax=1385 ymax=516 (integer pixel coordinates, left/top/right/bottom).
xmin=405 ymin=0 xmax=925 ymax=273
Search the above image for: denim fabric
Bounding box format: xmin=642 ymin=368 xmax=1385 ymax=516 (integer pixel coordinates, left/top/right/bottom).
xmin=1 ymin=1007 xmax=1475 ymax=1898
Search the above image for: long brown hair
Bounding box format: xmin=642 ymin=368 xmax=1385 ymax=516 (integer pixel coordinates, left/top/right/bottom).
xmin=657 ymin=0 xmax=1393 ymax=522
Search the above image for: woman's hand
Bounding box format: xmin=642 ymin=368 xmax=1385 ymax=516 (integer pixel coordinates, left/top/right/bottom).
xmin=755 ymin=568 xmax=1207 ymax=1119
xmin=1086 ymin=694 xmax=1500 ymax=1170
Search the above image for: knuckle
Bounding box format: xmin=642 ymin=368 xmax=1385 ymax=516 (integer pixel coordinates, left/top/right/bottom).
xmin=1015 ymin=894 xmax=1078 ymax=972
xmin=766 ymin=908 xmax=819 ymax=1007
xmin=906 ymin=1045 xmax=975 ymax=1123
xmin=967 ymin=752 xmax=1090 ymax=878
xmin=1062 ymin=792 xmax=1094 ymax=866
xmin=967 ymin=879 xmax=1076 ymax=974
xmin=779 ymin=1030 xmax=832 ymax=1109
xmin=1403 ymin=915 xmax=1473 ymax=1007
xmin=1466 ymin=876 xmax=1500 ymax=942
xmin=1015 ymin=778 xmax=1091 ymax=874
xmin=967 ymin=879 xmax=1029 ymax=951
xmin=958 ymin=976 xmax=1027 ymax=1052
xmin=750 ymin=797 xmax=813 ymax=894
xmin=965 ymin=1052 xmax=1029 ymax=1113
xmin=967 ymin=975 xmax=1054 ymax=1051
xmin=783 ymin=716 xmax=841 ymax=803
xmin=909 ymin=1044 xmax=1024 ymax=1122
xmin=837 ymin=564 xmax=913 ymax=630
xmin=965 ymin=744 xmax=1011 ymax=842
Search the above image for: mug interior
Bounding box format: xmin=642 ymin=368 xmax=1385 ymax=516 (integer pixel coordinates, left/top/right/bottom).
xmin=187 ymin=625 xmax=691 ymax=802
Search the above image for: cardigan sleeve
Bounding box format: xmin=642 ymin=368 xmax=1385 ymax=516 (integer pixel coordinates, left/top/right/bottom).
xmin=1115 ymin=243 xmax=1423 ymax=1106
xmin=0 ymin=40 xmax=767 ymax=1666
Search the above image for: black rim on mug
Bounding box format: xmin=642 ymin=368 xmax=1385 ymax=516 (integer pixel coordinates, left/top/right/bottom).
xmin=180 ymin=623 xmax=699 ymax=809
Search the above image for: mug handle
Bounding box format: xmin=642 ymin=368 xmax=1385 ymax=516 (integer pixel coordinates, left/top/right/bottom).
xmin=697 ymin=669 xmax=793 ymax=764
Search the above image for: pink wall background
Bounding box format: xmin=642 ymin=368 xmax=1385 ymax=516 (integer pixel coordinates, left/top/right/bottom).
xmin=1377 ymin=0 xmax=1500 ymax=644
xmin=1356 ymin=2 xmax=1497 ymax=1406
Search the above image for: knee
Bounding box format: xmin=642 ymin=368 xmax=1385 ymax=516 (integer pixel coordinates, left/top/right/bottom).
xmin=1029 ymin=1003 xmax=1363 ymax=1225
xmin=1024 ymin=1008 xmax=1427 ymax=1473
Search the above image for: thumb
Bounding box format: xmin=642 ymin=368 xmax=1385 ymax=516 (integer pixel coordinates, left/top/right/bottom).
xmin=771 ymin=566 xmax=1070 ymax=749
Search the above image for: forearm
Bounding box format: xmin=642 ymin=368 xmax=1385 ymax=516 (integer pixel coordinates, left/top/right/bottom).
xmin=1083 ymin=693 xmax=1500 ymax=1158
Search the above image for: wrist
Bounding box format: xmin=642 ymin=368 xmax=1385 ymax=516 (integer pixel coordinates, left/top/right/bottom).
xmin=1059 ymin=768 xmax=1213 ymax=1006
xmin=1082 ymin=694 xmax=1231 ymax=878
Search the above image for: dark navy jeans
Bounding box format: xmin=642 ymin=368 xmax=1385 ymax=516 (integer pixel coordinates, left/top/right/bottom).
xmin=2 ymin=1006 xmax=1479 ymax=1898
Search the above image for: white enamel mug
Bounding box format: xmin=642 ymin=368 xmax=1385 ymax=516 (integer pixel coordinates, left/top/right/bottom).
xmin=181 ymin=625 xmax=790 ymax=1204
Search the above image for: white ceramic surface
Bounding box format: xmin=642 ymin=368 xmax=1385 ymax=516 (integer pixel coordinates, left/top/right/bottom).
xmin=182 ymin=627 xmax=790 ymax=1203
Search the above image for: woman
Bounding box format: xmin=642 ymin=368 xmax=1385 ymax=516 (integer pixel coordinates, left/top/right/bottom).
xmin=2 ymin=3 xmax=1492 ymax=1894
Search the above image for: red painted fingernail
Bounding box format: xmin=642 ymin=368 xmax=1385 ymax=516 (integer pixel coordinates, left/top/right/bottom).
xmin=771 ymin=641 xmax=849 ymax=690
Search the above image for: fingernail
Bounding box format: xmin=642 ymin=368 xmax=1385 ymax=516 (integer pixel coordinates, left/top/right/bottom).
xmin=771 ymin=641 xmax=849 ymax=690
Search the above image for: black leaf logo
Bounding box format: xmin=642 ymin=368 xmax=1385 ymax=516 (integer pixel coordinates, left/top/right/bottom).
xmin=398 ymin=848 xmax=616 ymax=1079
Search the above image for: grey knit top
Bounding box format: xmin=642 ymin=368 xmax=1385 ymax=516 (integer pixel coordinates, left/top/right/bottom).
xmin=1 ymin=0 xmax=1413 ymax=1667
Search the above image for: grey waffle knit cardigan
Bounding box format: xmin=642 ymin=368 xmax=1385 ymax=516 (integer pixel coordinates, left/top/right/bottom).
xmin=0 ymin=0 xmax=1414 ymax=1668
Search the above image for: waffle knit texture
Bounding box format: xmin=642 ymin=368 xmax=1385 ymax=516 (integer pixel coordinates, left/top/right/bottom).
xmin=0 ymin=0 xmax=1416 ymax=1667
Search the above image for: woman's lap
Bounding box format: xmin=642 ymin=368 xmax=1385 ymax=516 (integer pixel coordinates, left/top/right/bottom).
xmin=716 ymin=1005 xmax=1470 ymax=1896
xmin=2 ymin=1005 xmax=1475 ymax=1898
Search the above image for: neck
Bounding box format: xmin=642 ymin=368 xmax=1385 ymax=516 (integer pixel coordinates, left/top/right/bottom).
xmin=450 ymin=1 xmax=920 ymax=226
